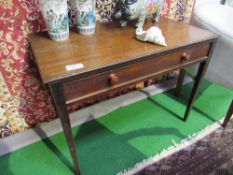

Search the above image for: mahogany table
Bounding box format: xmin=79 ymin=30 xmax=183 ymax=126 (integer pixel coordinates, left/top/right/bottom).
xmin=30 ymin=18 xmax=218 ymax=175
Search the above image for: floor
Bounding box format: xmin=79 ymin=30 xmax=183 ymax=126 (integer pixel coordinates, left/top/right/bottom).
xmin=0 ymin=77 xmax=191 ymax=156
xmin=136 ymin=119 xmax=233 ymax=175
xmin=0 ymin=77 xmax=232 ymax=175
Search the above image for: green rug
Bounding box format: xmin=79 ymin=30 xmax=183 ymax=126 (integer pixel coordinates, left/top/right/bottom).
xmin=0 ymin=81 xmax=232 ymax=175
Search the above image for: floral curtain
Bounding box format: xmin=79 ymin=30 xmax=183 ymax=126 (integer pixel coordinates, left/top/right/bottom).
xmin=0 ymin=0 xmax=195 ymax=138
xmin=0 ymin=0 xmax=55 ymax=138
xmin=163 ymin=0 xmax=195 ymax=23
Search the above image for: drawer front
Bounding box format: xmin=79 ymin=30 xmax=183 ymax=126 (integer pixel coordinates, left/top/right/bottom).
xmin=63 ymin=44 xmax=210 ymax=103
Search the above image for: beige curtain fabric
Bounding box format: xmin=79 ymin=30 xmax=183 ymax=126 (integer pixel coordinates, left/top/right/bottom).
xmin=164 ymin=0 xmax=196 ymax=23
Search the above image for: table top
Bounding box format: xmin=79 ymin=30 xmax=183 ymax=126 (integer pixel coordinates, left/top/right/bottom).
xmin=30 ymin=17 xmax=217 ymax=84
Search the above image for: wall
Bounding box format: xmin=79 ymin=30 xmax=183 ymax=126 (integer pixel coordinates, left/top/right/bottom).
xmin=190 ymin=0 xmax=233 ymax=89
xmin=195 ymin=0 xmax=221 ymax=5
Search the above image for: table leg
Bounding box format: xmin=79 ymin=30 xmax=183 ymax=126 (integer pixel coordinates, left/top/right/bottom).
xmin=183 ymin=61 xmax=209 ymax=121
xmin=175 ymin=69 xmax=186 ymax=96
xmin=182 ymin=42 xmax=216 ymax=121
xmin=222 ymin=100 xmax=233 ymax=127
xmin=49 ymin=83 xmax=80 ymax=175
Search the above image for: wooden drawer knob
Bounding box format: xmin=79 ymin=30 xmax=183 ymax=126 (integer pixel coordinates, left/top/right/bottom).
xmin=181 ymin=52 xmax=191 ymax=61
xmin=109 ymin=73 xmax=118 ymax=85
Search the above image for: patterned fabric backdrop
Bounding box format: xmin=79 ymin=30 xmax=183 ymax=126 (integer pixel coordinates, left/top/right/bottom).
xmin=0 ymin=0 xmax=195 ymax=138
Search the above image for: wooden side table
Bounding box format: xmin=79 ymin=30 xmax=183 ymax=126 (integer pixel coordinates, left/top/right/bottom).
xmin=30 ymin=18 xmax=218 ymax=175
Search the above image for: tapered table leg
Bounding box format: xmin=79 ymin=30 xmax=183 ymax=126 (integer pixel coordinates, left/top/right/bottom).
xmin=222 ymin=100 xmax=233 ymax=127
xmin=175 ymin=69 xmax=186 ymax=96
xmin=49 ymin=83 xmax=80 ymax=175
xmin=183 ymin=61 xmax=209 ymax=121
xmin=183 ymin=41 xmax=216 ymax=121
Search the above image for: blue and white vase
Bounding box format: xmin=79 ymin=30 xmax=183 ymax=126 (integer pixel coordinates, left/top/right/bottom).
xmin=75 ymin=0 xmax=96 ymax=35
xmin=39 ymin=0 xmax=69 ymax=41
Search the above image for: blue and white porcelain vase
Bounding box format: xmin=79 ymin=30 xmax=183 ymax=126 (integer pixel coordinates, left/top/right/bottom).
xmin=75 ymin=0 xmax=96 ymax=35
xmin=39 ymin=0 xmax=69 ymax=41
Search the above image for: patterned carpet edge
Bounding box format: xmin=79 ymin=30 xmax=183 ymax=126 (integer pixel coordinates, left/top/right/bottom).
xmin=136 ymin=117 xmax=233 ymax=175
xmin=117 ymin=118 xmax=227 ymax=175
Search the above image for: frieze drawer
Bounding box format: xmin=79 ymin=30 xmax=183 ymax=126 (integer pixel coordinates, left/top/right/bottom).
xmin=63 ymin=43 xmax=210 ymax=104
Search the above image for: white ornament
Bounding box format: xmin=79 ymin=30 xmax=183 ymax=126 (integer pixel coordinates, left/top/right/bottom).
xmin=135 ymin=26 xmax=167 ymax=47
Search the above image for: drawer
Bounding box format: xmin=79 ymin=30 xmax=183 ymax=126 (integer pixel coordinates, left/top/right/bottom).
xmin=63 ymin=44 xmax=210 ymax=103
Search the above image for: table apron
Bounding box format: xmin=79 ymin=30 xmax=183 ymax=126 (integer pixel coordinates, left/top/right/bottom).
xmin=63 ymin=43 xmax=210 ymax=104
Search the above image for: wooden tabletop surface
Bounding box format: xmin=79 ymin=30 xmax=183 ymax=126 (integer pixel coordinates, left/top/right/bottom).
xmin=29 ymin=17 xmax=217 ymax=84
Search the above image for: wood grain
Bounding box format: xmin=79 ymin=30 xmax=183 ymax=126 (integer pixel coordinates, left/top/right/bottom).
xmin=30 ymin=17 xmax=218 ymax=84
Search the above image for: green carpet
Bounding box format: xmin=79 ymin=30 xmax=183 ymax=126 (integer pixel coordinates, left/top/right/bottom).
xmin=0 ymin=81 xmax=232 ymax=175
